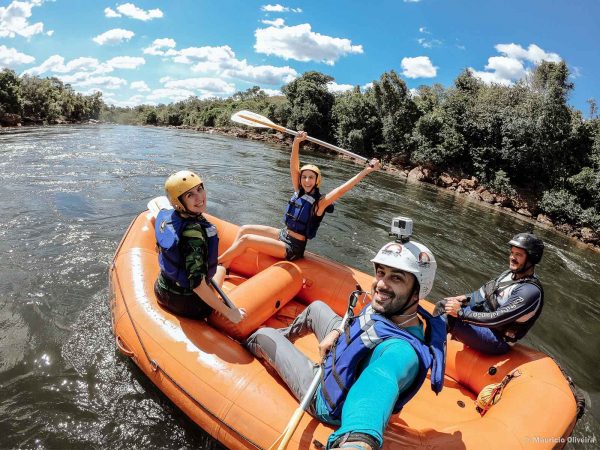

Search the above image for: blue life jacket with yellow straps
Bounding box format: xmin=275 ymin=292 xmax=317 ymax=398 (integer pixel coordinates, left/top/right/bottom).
xmin=155 ymin=209 xmax=219 ymax=289
xmin=283 ymin=188 xmax=334 ymax=239
xmin=320 ymin=304 xmax=446 ymax=420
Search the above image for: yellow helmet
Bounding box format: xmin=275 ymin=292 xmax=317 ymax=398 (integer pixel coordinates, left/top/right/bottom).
xmin=164 ymin=170 xmax=203 ymax=211
xmin=299 ymin=164 xmax=321 ymax=187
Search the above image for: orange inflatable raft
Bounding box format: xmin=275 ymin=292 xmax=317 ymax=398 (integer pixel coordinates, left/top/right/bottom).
xmin=109 ymin=209 xmax=578 ymax=449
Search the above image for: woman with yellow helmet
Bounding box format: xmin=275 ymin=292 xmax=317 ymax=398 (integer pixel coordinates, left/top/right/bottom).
xmin=218 ymin=132 xmax=380 ymax=267
xmin=154 ymin=170 xmax=246 ymax=323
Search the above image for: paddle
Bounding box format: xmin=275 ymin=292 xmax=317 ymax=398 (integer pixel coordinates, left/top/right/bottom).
xmin=231 ymin=110 xmax=369 ymax=164
xmin=269 ymin=288 xmax=362 ymax=450
xmin=209 ymin=277 xmax=236 ymax=309
xmin=146 ymin=196 xmax=237 ymax=309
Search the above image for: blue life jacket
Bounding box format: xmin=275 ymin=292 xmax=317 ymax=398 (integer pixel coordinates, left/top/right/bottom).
xmin=320 ymin=304 xmax=446 ymax=420
xmin=283 ymin=188 xmax=334 ymax=239
xmin=155 ymin=209 xmax=219 ymax=289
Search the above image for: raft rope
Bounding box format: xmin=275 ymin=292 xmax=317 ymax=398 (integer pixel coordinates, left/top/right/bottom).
xmin=549 ymin=356 xmax=587 ymax=421
xmin=476 ymin=369 xmax=521 ymax=416
xmin=110 ymin=259 xmax=264 ymax=450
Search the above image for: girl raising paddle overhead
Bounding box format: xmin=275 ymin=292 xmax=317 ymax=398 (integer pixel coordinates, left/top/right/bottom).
xmin=218 ymin=132 xmax=380 ymax=267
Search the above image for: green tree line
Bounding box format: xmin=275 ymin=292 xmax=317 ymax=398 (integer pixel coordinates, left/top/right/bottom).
xmin=2 ymin=64 xmax=598 ymax=234
xmin=0 ymin=69 xmax=103 ymax=125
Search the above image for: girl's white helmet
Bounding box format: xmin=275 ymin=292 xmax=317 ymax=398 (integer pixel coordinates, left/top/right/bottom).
xmin=371 ymin=241 xmax=436 ymax=299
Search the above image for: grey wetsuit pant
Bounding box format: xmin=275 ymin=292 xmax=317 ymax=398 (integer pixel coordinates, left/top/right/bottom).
xmin=245 ymin=301 xmax=342 ymax=413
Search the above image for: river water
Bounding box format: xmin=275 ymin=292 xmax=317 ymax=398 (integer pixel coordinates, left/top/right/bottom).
xmin=0 ymin=124 xmax=598 ymax=449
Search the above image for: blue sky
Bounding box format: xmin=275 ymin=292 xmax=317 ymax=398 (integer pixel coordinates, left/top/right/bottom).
xmin=1 ymin=0 xmax=598 ymax=114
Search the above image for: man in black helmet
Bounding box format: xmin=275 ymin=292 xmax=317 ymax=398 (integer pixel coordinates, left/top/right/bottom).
xmin=436 ymin=233 xmax=544 ymax=354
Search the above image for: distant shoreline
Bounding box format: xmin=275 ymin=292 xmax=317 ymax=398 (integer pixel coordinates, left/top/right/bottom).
xmin=183 ymin=123 xmax=600 ymax=254
xmin=4 ymin=120 xmax=598 ymax=253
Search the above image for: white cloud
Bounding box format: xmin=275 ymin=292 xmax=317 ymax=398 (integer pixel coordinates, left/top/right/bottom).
xmin=0 ymin=44 xmax=35 ymax=67
xmin=262 ymin=88 xmax=282 ymax=96
xmin=255 ymin=23 xmax=363 ymax=65
xmin=262 ymin=18 xmax=285 ymax=27
xmin=130 ymin=80 xmax=150 ymax=91
xmin=23 ymin=55 xmax=109 ymax=75
xmin=469 ymin=70 xmax=511 ymax=86
xmin=93 ymin=28 xmax=134 ymax=45
xmin=147 ymin=87 xmax=195 ymax=102
xmin=417 ymin=37 xmax=442 ymax=48
xmin=62 ymin=74 xmax=128 ymax=89
xmin=164 ymin=77 xmax=236 ymax=95
xmin=23 ymin=55 xmax=144 ymax=86
xmin=143 ymin=38 xmax=176 ymax=56
xmin=326 ymin=81 xmax=354 ymax=93
xmin=487 ymin=56 xmax=525 ymax=82
xmin=260 ymin=4 xmax=302 ymax=13
xmin=417 ymin=26 xmax=441 ymax=48
xmin=115 ymin=3 xmax=163 ymax=21
xmin=129 ymin=94 xmax=145 ymax=102
xmin=222 ymin=62 xmax=297 ymax=85
xmin=401 ymin=56 xmax=437 ymax=78
xmin=495 ymin=43 xmax=560 ymax=64
xmin=0 ymin=0 xmax=45 ymax=38
xmin=261 ymin=4 xmax=287 ymax=12
xmin=106 ymin=56 xmax=145 ymax=69
xmin=104 ymin=7 xmax=121 ymax=18
xmin=46 ymin=29 xmax=53 ymax=36
xmin=106 ymin=94 xmax=148 ymax=108
xmin=163 ymin=44 xmax=296 ymax=86
xmin=159 ymin=75 xmax=172 ymax=83
xmin=173 ymin=45 xmax=236 ymax=65
xmin=471 ymin=43 xmax=562 ymax=86
xmin=144 ymin=40 xmax=298 ymax=86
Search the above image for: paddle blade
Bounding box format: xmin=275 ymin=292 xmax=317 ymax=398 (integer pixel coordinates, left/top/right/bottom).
xmin=231 ymin=110 xmax=275 ymax=128
xmin=267 ymin=431 xmax=286 ymax=450
xmin=267 ymin=407 xmax=305 ymax=450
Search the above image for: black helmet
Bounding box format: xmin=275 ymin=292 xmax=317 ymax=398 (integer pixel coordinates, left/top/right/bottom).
xmin=508 ymin=233 xmax=544 ymax=264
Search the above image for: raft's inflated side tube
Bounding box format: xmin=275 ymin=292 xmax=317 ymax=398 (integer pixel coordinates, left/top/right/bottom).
xmin=110 ymin=211 xmax=579 ymax=450
xmin=209 ymin=261 xmax=304 ymax=340
xmin=205 ymin=213 xmax=375 ymax=316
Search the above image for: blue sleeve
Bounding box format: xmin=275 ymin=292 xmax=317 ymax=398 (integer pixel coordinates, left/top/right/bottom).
xmin=460 ymin=283 xmax=542 ymax=327
xmin=327 ymin=339 xmax=419 ymax=448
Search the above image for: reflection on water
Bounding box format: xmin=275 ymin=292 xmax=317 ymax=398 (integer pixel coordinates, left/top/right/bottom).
xmin=0 ymin=125 xmax=598 ymax=448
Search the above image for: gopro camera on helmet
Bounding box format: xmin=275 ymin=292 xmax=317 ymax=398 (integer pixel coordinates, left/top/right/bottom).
xmin=389 ymin=216 xmax=413 ymax=243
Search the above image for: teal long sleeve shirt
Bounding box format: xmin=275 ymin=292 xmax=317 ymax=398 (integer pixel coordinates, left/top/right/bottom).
xmin=316 ymin=325 xmax=423 ymax=449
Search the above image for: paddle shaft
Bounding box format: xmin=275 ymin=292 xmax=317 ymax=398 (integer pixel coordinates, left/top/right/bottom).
xmin=210 ymin=278 xmax=237 ymax=309
xmin=270 ymin=368 xmax=322 ymax=450
xmin=237 ymin=113 xmax=368 ymax=163
xmin=271 ymin=292 xmax=360 ymax=450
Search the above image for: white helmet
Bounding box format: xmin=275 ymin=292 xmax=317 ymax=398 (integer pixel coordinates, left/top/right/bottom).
xmin=371 ymin=241 xmax=436 ymax=299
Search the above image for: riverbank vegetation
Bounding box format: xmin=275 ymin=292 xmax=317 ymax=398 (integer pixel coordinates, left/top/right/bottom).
xmin=2 ymin=63 xmax=599 ymax=245
xmin=0 ymin=69 xmax=103 ymax=126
